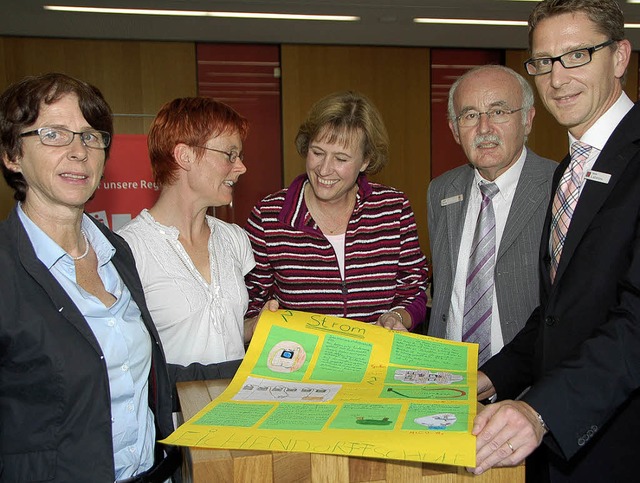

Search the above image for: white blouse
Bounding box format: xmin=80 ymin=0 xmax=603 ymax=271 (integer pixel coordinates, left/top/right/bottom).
xmin=118 ymin=209 xmax=255 ymax=366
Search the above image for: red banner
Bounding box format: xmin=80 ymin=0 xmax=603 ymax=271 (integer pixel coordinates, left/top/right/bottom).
xmin=86 ymin=134 xmax=159 ymax=231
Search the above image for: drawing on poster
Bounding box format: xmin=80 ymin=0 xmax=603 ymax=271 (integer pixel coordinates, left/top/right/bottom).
xmin=267 ymin=341 xmax=306 ymax=373
xmin=233 ymin=376 xmax=341 ymax=402
xmin=393 ymin=369 xmax=464 ymax=385
xmin=414 ymin=413 xmax=457 ymax=430
xmin=163 ymin=309 xmax=479 ymax=467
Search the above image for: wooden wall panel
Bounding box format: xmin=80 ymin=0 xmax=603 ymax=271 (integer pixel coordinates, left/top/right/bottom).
xmin=281 ymin=45 xmax=431 ymax=255
xmin=430 ymin=49 xmax=503 ymax=180
xmin=196 ymin=43 xmax=283 ymax=227
xmin=506 ymin=49 xmax=639 ymax=164
xmin=0 ymin=36 xmax=196 ymax=218
xmin=505 ymin=49 xmax=566 ymax=164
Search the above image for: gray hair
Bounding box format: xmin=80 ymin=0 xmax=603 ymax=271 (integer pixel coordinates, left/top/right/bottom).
xmin=447 ymin=64 xmax=534 ymax=134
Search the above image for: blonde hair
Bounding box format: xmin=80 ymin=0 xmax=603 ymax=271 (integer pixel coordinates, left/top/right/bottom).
xmin=295 ymin=91 xmax=390 ymax=174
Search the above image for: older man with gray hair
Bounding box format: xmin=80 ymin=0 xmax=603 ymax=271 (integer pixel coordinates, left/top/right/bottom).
xmin=427 ymin=65 xmax=556 ymax=366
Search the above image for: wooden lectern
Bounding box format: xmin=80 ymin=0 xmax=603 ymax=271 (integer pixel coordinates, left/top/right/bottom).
xmin=177 ymin=380 xmax=524 ymax=483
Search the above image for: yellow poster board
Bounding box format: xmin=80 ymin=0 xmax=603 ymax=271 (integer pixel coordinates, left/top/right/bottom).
xmin=163 ymin=310 xmax=478 ymax=467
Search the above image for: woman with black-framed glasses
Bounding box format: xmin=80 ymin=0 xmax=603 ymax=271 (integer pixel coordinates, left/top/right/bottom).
xmin=0 ymin=73 xmax=180 ymax=482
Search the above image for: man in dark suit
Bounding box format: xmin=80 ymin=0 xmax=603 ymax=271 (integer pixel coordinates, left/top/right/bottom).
xmin=428 ymin=65 xmax=556 ymax=366
xmin=470 ymin=1 xmax=640 ymax=481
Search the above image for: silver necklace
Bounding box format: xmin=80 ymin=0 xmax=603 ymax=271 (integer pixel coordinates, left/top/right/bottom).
xmin=71 ymin=230 xmax=90 ymax=261
xmin=309 ymin=195 xmax=355 ymax=234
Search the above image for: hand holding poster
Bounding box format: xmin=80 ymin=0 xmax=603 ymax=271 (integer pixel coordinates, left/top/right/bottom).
xmin=163 ymin=310 xmax=479 ymax=467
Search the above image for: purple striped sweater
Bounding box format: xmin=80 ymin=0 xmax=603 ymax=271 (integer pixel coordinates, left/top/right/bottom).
xmin=244 ymin=174 xmax=428 ymax=330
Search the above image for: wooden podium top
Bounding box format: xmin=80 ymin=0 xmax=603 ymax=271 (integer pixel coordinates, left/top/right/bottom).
xmin=177 ymin=379 xmax=524 ymax=483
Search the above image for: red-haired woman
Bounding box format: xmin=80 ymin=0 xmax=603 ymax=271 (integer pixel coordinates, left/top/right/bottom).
xmin=119 ymin=97 xmax=254 ymax=382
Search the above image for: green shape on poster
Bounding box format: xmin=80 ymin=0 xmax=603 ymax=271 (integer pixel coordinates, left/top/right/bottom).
xmin=195 ymin=402 xmax=273 ymax=427
xmin=391 ymin=334 xmax=468 ymax=371
xmin=402 ymin=403 xmax=469 ymax=432
xmin=385 ymin=367 xmax=466 ymax=386
xmin=311 ymin=334 xmax=372 ymax=382
xmin=380 ymin=385 xmax=469 ymax=401
xmin=253 ymin=325 xmax=318 ymax=381
xmin=329 ymin=403 xmax=402 ymax=431
xmin=259 ymin=403 xmax=336 ymax=430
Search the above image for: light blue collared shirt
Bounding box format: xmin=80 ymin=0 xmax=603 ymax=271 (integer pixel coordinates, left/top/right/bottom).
xmin=17 ymin=205 xmax=155 ymax=480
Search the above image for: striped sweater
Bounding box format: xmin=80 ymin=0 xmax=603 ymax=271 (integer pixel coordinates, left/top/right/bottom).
xmin=245 ymin=174 xmax=428 ymax=330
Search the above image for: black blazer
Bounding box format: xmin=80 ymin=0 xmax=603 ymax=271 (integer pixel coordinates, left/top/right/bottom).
xmin=482 ymin=102 xmax=640 ymax=481
xmin=0 ymin=208 xmax=177 ymax=482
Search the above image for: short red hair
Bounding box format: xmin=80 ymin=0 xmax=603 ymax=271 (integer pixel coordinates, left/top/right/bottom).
xmin=148 ymin=97 xmax=248 ymax=186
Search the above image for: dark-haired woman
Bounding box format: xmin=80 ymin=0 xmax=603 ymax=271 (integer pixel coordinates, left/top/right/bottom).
xmin=0 ymin=73 xmax=179 ymax=481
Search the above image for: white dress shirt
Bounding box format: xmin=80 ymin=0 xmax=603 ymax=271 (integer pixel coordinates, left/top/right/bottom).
xmin=118 ymin=210 xmax=255 ymax=366
xmin=569 ymin=92 xmax=634 ymax=194
xmin=447 ymin=147 xmax=528 ymax=356
xmin=547 ymin=92 xmax=634 ymax=255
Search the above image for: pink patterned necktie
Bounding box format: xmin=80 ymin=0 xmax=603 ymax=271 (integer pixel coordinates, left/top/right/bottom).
xmin=463 ymin=182 xmax=499 ymax=366
xmin=549 ymin=141 xmax=592 ymax=282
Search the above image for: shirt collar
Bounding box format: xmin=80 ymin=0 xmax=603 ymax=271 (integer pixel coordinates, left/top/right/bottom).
xmin=473 ymin=146 xmax=527 ymax=201
xmin=83 ymin=216 xmax=116 ymax=268
xmin=17 ymin=203 xmax=65 ymax=269
xmin=138 ymin=209 xmax=180 ymax=239
xmin=17 ymin=204 xmax=115 ymax=269
xmin=283 ymin=173 xmax=373 ymax=230
xmin=138 ymin=208 xmax=217 ymax=239
xmin=569 ymin=92 xmax=633 ymax=151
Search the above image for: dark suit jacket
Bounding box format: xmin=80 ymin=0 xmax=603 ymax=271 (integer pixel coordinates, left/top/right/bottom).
xmin=427 ymin=149 xmax=556 ymax=346
xmin=482 ymin=102 xmax=640 ymax=481
xmin=0 ymin=208 xmax=177 ymax=482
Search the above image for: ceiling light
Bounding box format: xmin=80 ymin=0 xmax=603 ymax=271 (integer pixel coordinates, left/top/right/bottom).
xmin=414 ymin=16 xmax=640 ymax=29
xmin=413 ymin=18 xmax=527 ymax=26
xmin=44 ymin=5 xmax=360 ymax=22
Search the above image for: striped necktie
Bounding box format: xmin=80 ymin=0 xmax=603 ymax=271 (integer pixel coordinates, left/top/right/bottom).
xmin=549 ymin=141 xmax=592 ymax=282
xmin=463 ymin=182 xmax=499 ymax=366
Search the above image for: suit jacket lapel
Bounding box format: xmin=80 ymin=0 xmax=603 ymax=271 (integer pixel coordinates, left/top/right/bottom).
xmin=554 ymin=104 xmax=640 ymax=283
xmin=445 ymin=166 xmax=474 ymax=276
xmin=13 ymin=209 xmax=162 ymax=356
xmin=498 ymin=152 xmax=552 ymax=260
xmin=13 ymin=211 xmax=104 ymax=355
xmin=541 ymin=157 xmax=566 ymax=291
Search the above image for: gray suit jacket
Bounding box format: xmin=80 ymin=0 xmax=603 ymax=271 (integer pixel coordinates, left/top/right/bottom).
xmin=427 ymin=149 xmax=556 ymax=346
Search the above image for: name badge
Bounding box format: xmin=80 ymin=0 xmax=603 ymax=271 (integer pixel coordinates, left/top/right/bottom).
xmin=441 ymin=194 xmax=464 ymax=206
xmin=585 ymin=170 xmax=611 ymax=184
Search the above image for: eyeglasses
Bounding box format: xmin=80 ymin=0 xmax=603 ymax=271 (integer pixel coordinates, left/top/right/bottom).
xmin=193 ymin=145 xmax=244 ymax=163
xmin=20 ymin=126 xmax=111 ymax=149
xmin=455 ymin=107 xmax=523 ymax=128
xmin=524 ymin=39 xmax=615 ymax=76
